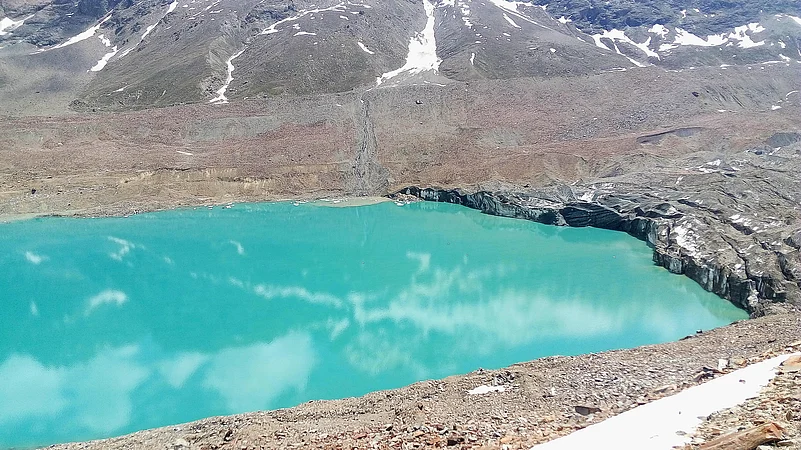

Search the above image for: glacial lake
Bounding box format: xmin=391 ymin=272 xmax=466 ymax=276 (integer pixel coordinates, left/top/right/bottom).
xmin=0 ymin=200 xmax=747 ymax=448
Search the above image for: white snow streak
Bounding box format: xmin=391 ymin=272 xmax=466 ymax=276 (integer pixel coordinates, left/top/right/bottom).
xmin=294 ymin=31 xmax=317 ymax=36
xmin=89 ymin=45 xmax=119 ymax=71
xmin=470 ymin=52 xmax=475 ymax=65
xmin=117 ymin=1 xmax=179 ymax=58
xmin=209 ymin=48 xmax=246 ymax=104
xmin=487 ymin=0 xmax=552 ymax=30
xmin=0 ymin=15 xmax=28 ymax=35
xmin=357 ymin=42 xmax=374 ymax=54
xmin=261 ymin=3 xmax=347 ymax=35
xmin=140 ymin=24 xmax=159 ymax=41
xmin=532 ymin=353 xmax=800 ymax=450
xmin=592 ymin=29 xmax=658 ymax=60
xmin=51 ymin=13 xmax=112 ymax=49
xmin=502 ymin=13 xmax=521 ymax=28
xmin=376 ymin=0 xmax=440 ymax=86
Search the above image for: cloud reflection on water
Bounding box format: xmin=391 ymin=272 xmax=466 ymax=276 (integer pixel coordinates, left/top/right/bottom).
xmin=0 ymin=201 xmax=748 ymax=448
xmin=0 ymin=333 xmax=316 ymax=446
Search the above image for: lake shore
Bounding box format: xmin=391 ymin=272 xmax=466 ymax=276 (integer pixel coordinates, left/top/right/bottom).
xmin=44 ymin=310 xmax=800 ymax=450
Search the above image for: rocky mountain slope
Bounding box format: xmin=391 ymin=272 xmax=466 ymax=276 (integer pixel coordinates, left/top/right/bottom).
xmin=0 ymin=0 xmax=799 ymax=113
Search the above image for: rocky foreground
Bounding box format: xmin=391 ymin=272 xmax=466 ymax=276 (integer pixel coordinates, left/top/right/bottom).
xmin=45 ymin=311 xmax=800 ymax=450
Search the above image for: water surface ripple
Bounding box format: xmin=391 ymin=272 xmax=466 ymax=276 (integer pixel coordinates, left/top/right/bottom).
xmin=0 ymin=201 xmax=747 ymax=448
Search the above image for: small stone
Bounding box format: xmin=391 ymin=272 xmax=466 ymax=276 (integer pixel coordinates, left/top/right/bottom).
xmin=654 ymin=384 xmax=675 ymax=394
xmin=574 ymin=405 xmax=601 ymax=416
xmin=170 ymin=438 xmax=191 ymax=449
xmin=779 ymin=355 xmax=801 ymax=373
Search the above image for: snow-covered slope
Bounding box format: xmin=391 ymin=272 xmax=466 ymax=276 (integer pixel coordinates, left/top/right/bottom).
xmin=0 ymin=0 xmax=799 ymax=112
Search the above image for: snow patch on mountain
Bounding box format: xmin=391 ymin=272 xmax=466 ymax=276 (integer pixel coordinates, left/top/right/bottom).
xmin=98 ymin=34 xmax=112 ymax=47
xmin=502 ymin=13 xmax=521 ymax=28
xmin=592 ymin=29 xmax=658 ymax=59
xmin=0 ymin=15 xmax=29 ymax=36
xmin=441 ymin=0 xmax=473 ymax=28
xmin=210 ymin=48 xmax=246 ymax=104
xmin=118 ymin=1 xmax=180 ymax=58
xmin=357 ymin=42 xmax=374 ymax=54
xmin=658 ymin=22 xmax=766 ymax=51
xmin=376 ymin=0 xmax=440 ymax=86
xmin=89 ymin=46 xmax=119 ymax=71
xmin=51 ymin=13 xmax=112 ymax=49
xmin=487 ymin=0 xmax=551 ymax=30
xmin=648 ymin=24 xmax=668 ymax=38
xmin=261 ymin=3 xmax=348 ymax=35
xmin=729 ymin=23 xmax=765 ymax=48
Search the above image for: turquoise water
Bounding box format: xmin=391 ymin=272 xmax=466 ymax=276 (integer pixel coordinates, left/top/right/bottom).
xmin=0 ymin=201 xmax=746 ymax=448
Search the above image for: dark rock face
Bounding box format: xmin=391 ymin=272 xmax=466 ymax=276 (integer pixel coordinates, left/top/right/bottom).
xmin=397 ymin=179 xmax=801 ymax=317
xmin=533 ymin=0 xmax=801 ymax=35
xmin=76 ymin=0 xmax=124 ymax=18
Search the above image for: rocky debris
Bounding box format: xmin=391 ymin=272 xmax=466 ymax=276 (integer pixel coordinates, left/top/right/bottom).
xmin=693 ymin=422 xmax=786 ymax=450
xmin=685 ymin=342 xmax=801 ymax=449
xmin=46 ymin=313 xmax=801 ymax=450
